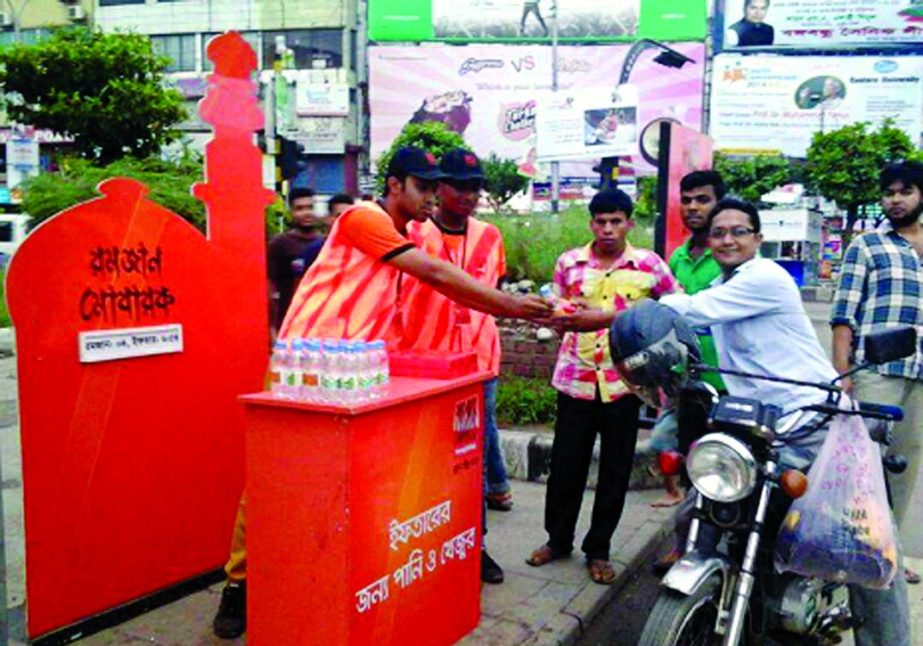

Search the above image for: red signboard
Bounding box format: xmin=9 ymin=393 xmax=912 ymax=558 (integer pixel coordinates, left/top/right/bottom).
xmin=5 ymin=33 xmax=276 ymax=638
xmin=655 ymin=123 xmax=714 ymax=260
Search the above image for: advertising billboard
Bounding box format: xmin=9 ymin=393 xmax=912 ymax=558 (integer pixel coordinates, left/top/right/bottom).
xmin=715 ymin=0 xmax=923 ymax=51
xmin=709 ymin=54 xmax=923 ymax=156
xmin=369 ymin=0 xmax=706 ymax=42
xmin=535 ymin=85 xmax=639 ymax=161
xmin=369 ymin=43 xmax=705 ymax=173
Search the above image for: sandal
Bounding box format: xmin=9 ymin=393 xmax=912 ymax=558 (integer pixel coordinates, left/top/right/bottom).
xmin=587 ymin=559 xmax=617 ymax=585
xmin=525 ymin=544 xmax=568 ymax=567
xmin=906 ymin=566 xmax=921 ymax=585
xmin=486 ymin=492 xmax=513 ymax=512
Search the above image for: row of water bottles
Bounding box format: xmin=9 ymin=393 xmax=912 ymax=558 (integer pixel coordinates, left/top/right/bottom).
xmin=269 ymin=338 xmax=390 ymax=403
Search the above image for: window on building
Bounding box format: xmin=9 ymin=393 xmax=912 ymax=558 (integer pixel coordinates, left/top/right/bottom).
xmin=99 ymin=0 xmax=145 ymax=5
xmin=350 ymin=29 xmax=357 ymax=72
xmin=150 ymin=34 xmax=197 ymax=73
xmin=202 ymin=32 xmax=260 ymax=70
xmin=262 ymin=29 xmax=343 ymax=70
xmin=0 ymin=29 xmax=51 ymax=48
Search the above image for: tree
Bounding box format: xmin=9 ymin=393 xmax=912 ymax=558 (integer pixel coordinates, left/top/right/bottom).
xmin=805 ymin=120 xmax=920 ymax=243
xmin=376 ymin=121 xmax=466 ymax=193
xmin=482 ymin=154 xmax=529 ymax=214
xmin=713 ymin=152 xmax=799 ymax=203
xmin=20 ymin=153 xmax=286 ymax=237
xmin=0 ymin=29 xmax=187 ymax=163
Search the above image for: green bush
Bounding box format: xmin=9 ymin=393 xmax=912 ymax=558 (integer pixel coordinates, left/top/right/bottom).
xmin=496 ymin=375 xmax=557 ymax=426
xmin=0 ymin=269 xmax=9 ymax=327
xmin=483 ymin=206 xmax=653 ymax=284
xmin=375 ymin=121 xmax=466 ymax=194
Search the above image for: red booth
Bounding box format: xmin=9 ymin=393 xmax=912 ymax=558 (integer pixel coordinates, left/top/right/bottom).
xmin=241 ymin=368 xmax=489 ymax=645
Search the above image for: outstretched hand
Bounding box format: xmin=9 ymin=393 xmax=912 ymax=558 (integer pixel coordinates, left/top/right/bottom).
xmin=513 ymin=293 xmax=555 ymax=320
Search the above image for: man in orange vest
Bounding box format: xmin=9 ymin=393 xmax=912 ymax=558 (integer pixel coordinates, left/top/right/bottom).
xmin=398 ymin=148 xmax=512 ymax=584
xmin=213 ymin=146 xmax=551 ymax=639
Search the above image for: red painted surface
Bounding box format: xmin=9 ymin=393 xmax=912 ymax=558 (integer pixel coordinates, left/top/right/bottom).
xmin=664 ymin=125 xmax=715 ymax=260
xmin=4 ymin=32 xmax=276 ymax=638
xmin=241 ymin=373 xmax=487 ymax=645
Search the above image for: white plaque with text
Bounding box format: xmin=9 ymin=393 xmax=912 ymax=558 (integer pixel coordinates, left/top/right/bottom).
xmin=78 ymin=324 xmax=184 ymax=364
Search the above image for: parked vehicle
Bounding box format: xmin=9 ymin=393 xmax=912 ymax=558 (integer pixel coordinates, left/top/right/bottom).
xmin=634 ymin=326 xmax=916 ymax=646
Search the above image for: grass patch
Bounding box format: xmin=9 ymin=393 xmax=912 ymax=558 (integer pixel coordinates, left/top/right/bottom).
xmin=496 ymin=375 xmax=557 ymax=426
xmin=483 ymin=206 xmax=654 ymax=284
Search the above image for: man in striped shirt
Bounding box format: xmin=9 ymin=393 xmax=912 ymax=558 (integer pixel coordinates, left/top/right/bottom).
xmin=831 ymin=160 xmax=923 ymax=585
xmin=525 ymin=189 xmax=679 ymax=585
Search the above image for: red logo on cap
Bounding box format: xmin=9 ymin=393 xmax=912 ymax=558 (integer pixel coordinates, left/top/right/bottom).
xmin=425 ymin=152 xmax=438 ymax=165
xmin=464 ymin=154 xmax=477 ymax=167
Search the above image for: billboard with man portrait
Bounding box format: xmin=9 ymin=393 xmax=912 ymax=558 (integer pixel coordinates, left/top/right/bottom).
xmin=714 ymin=0 xmax=923 ymax=51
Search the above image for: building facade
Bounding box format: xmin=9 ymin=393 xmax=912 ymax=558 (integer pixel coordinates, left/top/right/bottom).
xmin=96 ymin=0 xmax=366 ymax=196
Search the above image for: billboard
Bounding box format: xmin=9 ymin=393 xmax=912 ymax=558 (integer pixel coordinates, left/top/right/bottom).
xmin=369 ymin=43 xmax=705 ymax=173
xmin=709 ymin=54 xmax=923 ymax=156
xmin=369 ymin=0 xmax=706 ymax=42
xmin=535 ymin=85 xmax=639 ymax=161
xmin=715 ymin=0 xmax=923 ymax=51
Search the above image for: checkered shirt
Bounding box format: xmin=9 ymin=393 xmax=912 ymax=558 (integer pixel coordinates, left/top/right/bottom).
xmin=831 ymin=222 xmax=923 ymax=380
xmin=551 ymin=243 xmax=679 ymax=402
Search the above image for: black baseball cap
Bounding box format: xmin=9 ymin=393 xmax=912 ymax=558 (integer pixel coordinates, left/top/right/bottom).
xmin=440 ymin=148 xmax=484 ymax=182
xmin=387 ymin=146 xmax=446 ymax=180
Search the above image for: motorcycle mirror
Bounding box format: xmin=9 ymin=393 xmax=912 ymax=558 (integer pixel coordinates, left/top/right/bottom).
xmin=864 ymin=326 xmax=917 ymax=365
xmin=780 ymin=469 xmax=808 ymax=499
xmin=658 ymin=450 xmax=684 ymax=477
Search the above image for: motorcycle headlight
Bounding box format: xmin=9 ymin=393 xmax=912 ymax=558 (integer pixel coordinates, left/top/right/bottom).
xmin=687 ymin=433 xmax=758 ymax=503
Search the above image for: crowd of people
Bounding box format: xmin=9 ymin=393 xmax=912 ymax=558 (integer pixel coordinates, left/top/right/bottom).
xmin=211 ymin=147 xmax=923 ymax=646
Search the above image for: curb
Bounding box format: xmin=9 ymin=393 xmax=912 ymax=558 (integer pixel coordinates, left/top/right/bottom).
xmin=499 ymin=427 xmax=662 ymax=492
xmin=0 ymin=328 xmax=13 ymax=357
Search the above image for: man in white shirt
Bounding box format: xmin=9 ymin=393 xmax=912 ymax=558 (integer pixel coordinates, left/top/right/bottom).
xmin=551 ymin=197 xmax=910 ymax=646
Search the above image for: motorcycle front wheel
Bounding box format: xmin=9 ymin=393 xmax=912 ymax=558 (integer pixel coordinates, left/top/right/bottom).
xmin=638 ymin=574 xmax=723 ymax=646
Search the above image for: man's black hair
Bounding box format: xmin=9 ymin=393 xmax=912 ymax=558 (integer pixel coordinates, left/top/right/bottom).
xmin=328 ymin=193 xmax=354 ymax=209
xmin=879 ymin=161 xmax=923 ymax=194
xmin=680 ymin=170 xmax=727 ymax=199
xmin=288 ymin=187 xmax=315 ymax=208
xmin=589 ymin=189 xmax=633 ymax=218
xmin=707 ymin=197 xmax=761 ymax=233
xmin=744 ymin=0 xmax=768 ymax=9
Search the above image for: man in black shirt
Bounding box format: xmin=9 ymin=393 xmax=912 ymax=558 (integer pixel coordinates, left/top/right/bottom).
xmin=267 ymin=188 xmax=324 ymax=335
xmin=727 ymin=0 xmax=774 ymax=47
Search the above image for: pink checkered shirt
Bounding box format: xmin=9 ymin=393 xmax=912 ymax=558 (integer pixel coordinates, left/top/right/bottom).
xmin=551 ymin=243 xmax=679 ymax=402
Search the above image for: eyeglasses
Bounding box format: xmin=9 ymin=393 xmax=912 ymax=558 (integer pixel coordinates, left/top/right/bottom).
xmin=708 ymin=227 xmax=756 ymax=240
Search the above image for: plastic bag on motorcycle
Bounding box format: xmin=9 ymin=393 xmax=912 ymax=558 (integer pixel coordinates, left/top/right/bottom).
xmin=774 ymin=410 xmax=898 ymax=589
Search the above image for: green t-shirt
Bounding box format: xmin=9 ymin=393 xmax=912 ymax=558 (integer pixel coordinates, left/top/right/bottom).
xmin=669 ymin=240 xmax=726 ymax=392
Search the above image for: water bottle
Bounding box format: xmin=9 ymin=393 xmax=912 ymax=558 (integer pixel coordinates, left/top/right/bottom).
xmin=353 ymin=341 xmax=374 ymax=401
xmin=370 ymin=340 xmax=390 ymax=396
xmin=319 ymin=340 xmax=341 ymax=402
xmin=269 ymin=339 xmax=288 ymax=397
xmin=301 ymin=338 xmax=321 ymax=401
xmin=286 ymin=339 xmax=304 ymax=399
xmin=339 ymin=341 xmax=360 ymax=403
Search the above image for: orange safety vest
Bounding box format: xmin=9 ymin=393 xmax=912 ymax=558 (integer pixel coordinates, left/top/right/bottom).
xmin=397 ymin=217 xmax=505 ymax=375
xmin=279 ymin=202 xmax=404 ymax=342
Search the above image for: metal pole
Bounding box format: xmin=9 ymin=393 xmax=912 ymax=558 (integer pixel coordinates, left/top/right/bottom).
xmin=550 ymin=0 xmax=559 ymax=214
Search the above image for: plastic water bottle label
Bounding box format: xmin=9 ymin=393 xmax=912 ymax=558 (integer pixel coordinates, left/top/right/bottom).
xmin=321 ymin=374 xmax=338 ymax=390
xmin=269 ymin=369 xmax=282 ymax=385
xmin=303 ymin=372 xmax=319 ymax=388
xmin=285 ymin=369 xmax=302 ymax=388
xmin=340 ymin=375 xmax=357 ymax=391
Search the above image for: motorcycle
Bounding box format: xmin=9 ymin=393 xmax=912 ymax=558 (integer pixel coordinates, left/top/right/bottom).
xmin=637 ymin=326 xmax=917 ymax=646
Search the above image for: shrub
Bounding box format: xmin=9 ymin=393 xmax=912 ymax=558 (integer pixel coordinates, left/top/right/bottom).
xmin=496 ymin=375 xmax=557 ymax=426
xmin=483 ymin=206 xmax=653 ymax=284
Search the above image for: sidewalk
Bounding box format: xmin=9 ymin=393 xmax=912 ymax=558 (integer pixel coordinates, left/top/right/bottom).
xmin=50 ymin=483 xmax=673 ymax=646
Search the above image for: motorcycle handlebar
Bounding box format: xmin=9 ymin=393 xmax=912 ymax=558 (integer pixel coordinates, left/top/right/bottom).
xmin=801 ymin=402 xmax=904 ymax=423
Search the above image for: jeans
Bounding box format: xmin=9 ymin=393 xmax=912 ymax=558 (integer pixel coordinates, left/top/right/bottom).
xmin=483 ymin=378 xmax=510 ymax=496
xmin=545 ymin=391 xmax=641 ymax=561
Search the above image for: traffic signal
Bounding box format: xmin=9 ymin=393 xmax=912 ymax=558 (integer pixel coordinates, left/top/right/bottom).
xmin=279 ymin=136 xmax=302 ymax=181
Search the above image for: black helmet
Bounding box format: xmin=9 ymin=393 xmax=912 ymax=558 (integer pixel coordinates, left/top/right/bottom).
xmin=609 ymin=299 xmax=701 ymax=408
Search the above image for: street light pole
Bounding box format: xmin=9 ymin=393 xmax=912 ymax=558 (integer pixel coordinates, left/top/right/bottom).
xmin=550 ymin=0 xmax=559 ymax=214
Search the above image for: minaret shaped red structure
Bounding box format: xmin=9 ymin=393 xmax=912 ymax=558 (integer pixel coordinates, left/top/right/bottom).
xmin=5 ymin=32 xmax=275 ymax=639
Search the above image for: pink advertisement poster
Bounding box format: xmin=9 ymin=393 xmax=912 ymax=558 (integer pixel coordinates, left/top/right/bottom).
xmin=369 ymin=43 xmax=705 ymax=175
